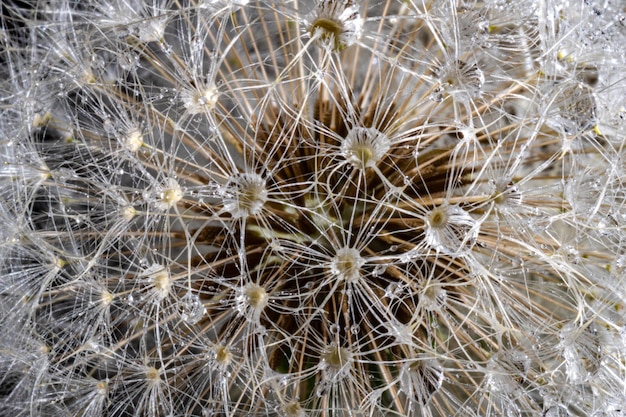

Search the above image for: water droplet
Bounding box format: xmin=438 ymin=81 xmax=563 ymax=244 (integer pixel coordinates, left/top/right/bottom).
xmin=385 ymin=282 xmax=403 ymax=299
xmin=179 ymin=292 xmax=206 ymax=324
xmin=372 ymin=264 xmax=387 ymax=276
xmin=548 ymin=82 xmax=597 ymax=134
xmin=612 ymin=254 xmax=626 ymax=276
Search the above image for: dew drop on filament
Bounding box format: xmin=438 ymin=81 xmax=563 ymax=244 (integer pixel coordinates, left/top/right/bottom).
xmin=179 ymin=292 xmax=206 ymax=324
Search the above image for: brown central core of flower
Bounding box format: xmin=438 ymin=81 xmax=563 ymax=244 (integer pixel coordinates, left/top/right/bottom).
xmin=352 ymin=145 xmax=373 ymax=168
xmin=310 ymin=18 xmax=344 ymax=49
xmin=428 ymin=208 xmax=448 ymax=228
xmin=215 ymin=345 xmax=232 ymax=366
xmin=246 ymin=284 xmax=269 ymax=309
xmin=239 ymin=184 xmax=266 ymax=212
xmin=331 ymin=248 xmax=364 ymax=282
xmin=322 ymin=346 xmax=351 ymax=368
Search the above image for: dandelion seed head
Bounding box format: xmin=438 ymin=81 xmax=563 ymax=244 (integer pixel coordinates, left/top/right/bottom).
xmin=155 ymin=178 xmax=184 ymax=210
xmin=160 ymin=187 xmax=183 ymax=208
xmin=320 ymin=345 xmax=352 ymax=378
xmin=120 ymin=205 xmax=137 ymax=222
xmin=213 ymin=344 xmax=233 ymax=368
xmin=426 ymin=206 xmax=448 ymax=229
xmin=280 ymin=400 xmax=306 ymax=417
xmin=145 ymin=263 xmax=172 ymax=299
xmin=492 ymin=181 xmax=523 ymax=208
xmin=96 ymin=380 xmax=108 ymax=396
xmin=237 ymin=282 xmax=269 ymax=317
xmin=145 ymin=366 xmax=161 ymax=383
xmin=223 ymin=173 xmax=267 ymax=218
xmin=425 ymin=205 xmax=478 ymax=256
xmin=100 ymin=289 xmax=115 ymax=307
xmin=122 ymin=128 xmax=144 ymax=152
xmin=182 ymin=84 xmax=219 ymax=114
xmin=385 ymin=319 xmax=413 ymax=345
xmin=341 ymin=127 xmax=390 ymax=170
xmin=420 ymin=282 xmax=447 ymax=311
xmin=54 ymin=257 xmax=67 ymax=270
xmin=307 ymin=0 xmax=363 ymax=51
xmin=329 ymin=247 xmax=364 ymax=283
xmin=2 ymin=0 xmax=626 ymax=415
xmin=32 ymin=112 xmax=51 ymax=128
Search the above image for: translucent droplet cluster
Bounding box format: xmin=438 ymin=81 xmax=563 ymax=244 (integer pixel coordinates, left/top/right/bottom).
xmin=1 ymin=0 xmax=625 ymax=416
